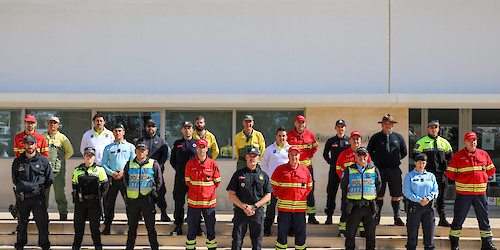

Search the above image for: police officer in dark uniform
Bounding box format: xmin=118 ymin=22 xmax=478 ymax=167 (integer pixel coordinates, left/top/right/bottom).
xmin=12 ymin=135 xmax=54 ymax=250
xmin=72 ymin=147 xmax=109 ymax=250
xmin=228 ymin=147 xmax=273 ymax=250
xmin=323 ymin=119 xmax=350 ymax=224
xmin=340 ymin=147 xmax=381 ymax=250
xmin=170 ymin=121 xmax=198 ymax=235
xmin=403 ymin=153 xmax=438 ymax=250
xmin=137 ymin=118 xmax=171 ymax=222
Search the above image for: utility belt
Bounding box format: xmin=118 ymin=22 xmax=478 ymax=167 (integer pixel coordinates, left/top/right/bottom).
xmin=15 ymin=190 xmax=42 ymax=201
xmin=82 ymin=194 xmax=99 ymax=200
xmin=346 ymin=199 xmax=377 ymax=214
xmin=404 ymin=199 xmax=435 ymax=213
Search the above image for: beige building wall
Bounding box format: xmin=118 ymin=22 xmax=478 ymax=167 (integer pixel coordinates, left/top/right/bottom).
xmin=0 ymin=107 xmax=409 ymax=215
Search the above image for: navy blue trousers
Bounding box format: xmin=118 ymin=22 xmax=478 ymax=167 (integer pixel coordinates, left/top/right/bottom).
xmin=406 ymin=203 xmax=435 ymax=250
xmin=450 ymin=193 xmax=492 ymax=240
xmin=186 ymin=206 xmax=216 ymax=244
xmin=275 ymin=211 xmax=306 ymax=249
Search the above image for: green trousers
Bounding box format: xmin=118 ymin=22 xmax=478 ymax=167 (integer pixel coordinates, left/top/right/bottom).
xmin=45 ymin=170 xmax=68 ymax=215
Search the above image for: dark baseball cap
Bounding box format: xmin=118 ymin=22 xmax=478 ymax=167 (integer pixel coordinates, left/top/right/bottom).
xmin=83 ymin=147 xmax=96 ymax=155
xmin=428 ymin=120 xmax=440 ymax=127
xmin=336 ymin=119 xmax=346 ymax=126
xmin=113 ymin=123 xmax=125 ymax=130
xmin=243 ymin=115 xmax=254 ymax=121
xmin=414 ymin=153 xmax=427 ymax=162
xmin=182 ymin=121 xmax=193 ymax=128
xmin=24 ymin=135 xmax=36 ymax=144
xmin=146 ymin=119 xmax=157 ymax=126
xmin=246 ymin=147 xmax=260 ymax=155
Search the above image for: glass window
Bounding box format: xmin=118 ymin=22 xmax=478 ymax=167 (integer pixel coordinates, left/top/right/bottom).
xmin=26 ymin=110 xmax=92 ymax=157
xmin=0 ymin=110 xmax=22 ymax=157
xmin=98 ymin=111 xmax=161 ymax=145
xmin=235 ymin=110 xmax=304 ymax=147
xmin=408 ymin=109 xmax=422 ymax=171
xmin=473 ymin=109 xmax=500 ymax=190
xmin=165 ymin=111 xmax=232 ymax=158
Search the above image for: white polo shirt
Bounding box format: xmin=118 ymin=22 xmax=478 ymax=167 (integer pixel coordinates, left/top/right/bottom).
xmin=261 ymin=141 xmax=290 ymax=178
xmin=80 ymin=128 xmax=115 ymax=165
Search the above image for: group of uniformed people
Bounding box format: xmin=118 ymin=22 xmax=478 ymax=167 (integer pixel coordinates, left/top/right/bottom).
xmin=10 ymin=112 xmax=498 ymax=250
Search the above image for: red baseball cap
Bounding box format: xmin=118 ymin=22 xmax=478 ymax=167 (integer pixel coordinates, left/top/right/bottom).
xmin=350 ymin=131 xmax=362 ymax=139
xmin=289 ymin=146 xmax=300 ymax=153
xmin=296 ymin=115 xmax=306 ymax=122
xmin=196 ymin=139 xmax=208 ymax=147
xmin=464 ymin=132 xmax=478 ymax=141
xmin=25 ymin=114 xmax=37 ymax=123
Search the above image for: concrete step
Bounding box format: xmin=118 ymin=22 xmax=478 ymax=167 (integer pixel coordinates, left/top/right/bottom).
xmin=0 ymin=220 xmax=496 ymax=238
xmin=0 ymin=233 xmax=497 ymax=249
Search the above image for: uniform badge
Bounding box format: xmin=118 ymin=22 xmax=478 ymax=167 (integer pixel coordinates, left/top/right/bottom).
xmin=413 ymin=178 xmax=419 ymax=182
xmin=193 ymin=144 xmax=197 ymax=148
xmin=206 ymin=176 xmax=211 ymax=182
xmin=93 ymin=168 xmax=98 ymax=173
xmin=301 ymin=183 xmax=306 ymax=188
xmin=144 ymin=168 xmax=149 ymax=173
xmin=106 ymin=134 xmax=109 ymax=138
xmin=273 ymin=150 xmax=276 ymax=153
xmin=35 ymin=164 xmax=40 ymax=168
xmin=239 ymin=176 xmax=245 ymax=179
xmin=482 ymin=165 xmax=486 ymax=170
xmin=259 ymin=175 xmax=263 ymax=180
xmin=421 ymin=179 xmax=424 ymax=182
xmin=18 ymin=166 xmax=24 ymax=172
xmin=366 ymin=173 xmax=371 ymax=177
xmin=241 ymin=183 xmax=245 ymax=187
xmin=441 ymin=142 xmax=445 ymax=147
xmin=90 ymin=135 xmax=94 ymax=138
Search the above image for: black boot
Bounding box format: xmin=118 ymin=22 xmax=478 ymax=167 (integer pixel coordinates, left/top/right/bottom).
xmin=325 ymin=215 xmax=333 ymax=225
xmin=376 ymin=199 xmax=383 ymax=225
xmin=101 ymin=224 xmax=111 ymax=235
xmin=438 ymin=214 xmax=451 ymax=227
xmin=449 ymin=236 xmax=459 ymax=250
xmin=160 ymin=209 xmax=171 ymax=222
xmin=394 ymin=215 xmax=405 ymax=226
xmin=264 ymin=225 xmax=271 ymax=236
xmin=392 ymin=200 xmax=404 ymax=226
xmin=170 ymin=224 xmax=183 ymax=236
xmin=59 ymin=213 xmax=68 ymax=221
xmin=482 ymin=238 xmax=497 ymax=250
xmin=308 ymin=214 xmax=319 ymax=224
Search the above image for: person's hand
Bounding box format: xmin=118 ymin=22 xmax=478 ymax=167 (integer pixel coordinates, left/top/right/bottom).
xmin=243 ymin=204 xmax=255 ymax=216
xmin=420 ymin=197 xmax=429 ymax=206
xmin=113 ymin=170 xmax=124 ymax=180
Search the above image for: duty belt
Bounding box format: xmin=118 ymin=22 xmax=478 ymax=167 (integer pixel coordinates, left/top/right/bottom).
xmin=83 ymin=194 xmax=98 ymax=200
xmin=15 ymin=191 xmax=42 ymax=200
xmin=352 ymin=200 xmax=372 ymax=207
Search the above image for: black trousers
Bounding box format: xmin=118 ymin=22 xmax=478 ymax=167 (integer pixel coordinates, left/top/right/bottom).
xmin=406 ymin=203 xmax=435 ymax=250
xmin=428 ymin=170 xmax=447 ymax=215
xmin=232 ymin=207 xmax=265 ymax=250
xmin=264 ymin=194 xmax=277 ymax=228
xmin=346 ymin=205 xmax=377 ymax=250
xmin=125 ymin=196 xmax=159 ymax=250
xmin=325 ymin=167 xmax=340 ymax=216
xmin=103 ymin=177 xmax=127 ymax=226
xmin=15 ymin=194 xmax=50 ymax=250
xmin=307 ymin=167 xmax=316 ymax=215
xmin=173 ymin=177 xmax=189 ymax=225
xmin=156 ymin=175 xmax=168 ymax=212
xmin=275 ymin=211 xmax=306 ymax=249
xmin=73 ymin=199 xmax=102 ymax=249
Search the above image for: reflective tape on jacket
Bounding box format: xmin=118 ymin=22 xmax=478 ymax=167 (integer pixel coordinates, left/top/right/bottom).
xmin=126 ymin=159 xmax=155 ymax=199
xmin=346 ymin=167 xmax=377 ymax=200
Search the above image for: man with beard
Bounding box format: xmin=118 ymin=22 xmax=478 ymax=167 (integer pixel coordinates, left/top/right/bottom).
xmin=137 ymin=119 xmax=171 ymax=222
xmin=193 ymin=116 xmax=219 ymax=160
xmin=14 ymin=114 xmax=49 ymax=158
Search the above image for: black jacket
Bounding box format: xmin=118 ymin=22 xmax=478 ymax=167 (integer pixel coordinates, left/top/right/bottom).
xmin=138 ymin=134 xmax=170 ymax=171
xmin=367 ymin=131 xmax=407 ymax=169
xmin=323 ymin=134 xmax=350 ymax=168
xmin=12 ymin=152 xmax=54 ymax=195
xmin=170 ymin=138 xmax=197 ymax=179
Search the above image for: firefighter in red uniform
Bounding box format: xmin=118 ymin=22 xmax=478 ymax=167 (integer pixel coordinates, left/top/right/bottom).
xmin=447 ymin=132 xmax=496 ymax=250
xmin=184 ymin=139 xmax=221 ymax=250
xmin=287 ymin=115 xmax=318 ymax=224
xmin=271 ymin=146 xmax=313 ymax=250
xmin=14 ymin=114 xmax=49 ymax=158
xmin=336 ymin=131 xmax=371 ymax=236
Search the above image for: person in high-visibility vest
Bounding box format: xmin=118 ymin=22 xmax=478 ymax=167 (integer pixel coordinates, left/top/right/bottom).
xmin=123 ymin=142 xmax=162 ymax=250
xmin=340 ymin=147 xmax=381 ymax=250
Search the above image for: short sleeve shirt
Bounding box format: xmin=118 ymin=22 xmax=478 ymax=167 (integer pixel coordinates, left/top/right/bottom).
xmin=227 ymin=167 xmax=273 ymax=205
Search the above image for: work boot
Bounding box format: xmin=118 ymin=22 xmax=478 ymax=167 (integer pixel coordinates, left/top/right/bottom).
xmin=308 ymin=214 xmax=320 ymax=224
xmin=264 ymin=226 xmax=271 ymax=236
xmin=376 ymin=212 xmax=381 ymax=225
xmin=161 ymin=211 xmax=171 ymax=222
xmin=394 ymin=215 xmax=405 ymax=226
xmin=482 ymin=238 xmax=497 ymax=250
xmin=325 ymin=215 xmax=333 ymax=225
xmin=101 ymin=225 xmax=111 ymax=235
xmin=450 ymin=236 xmax=459 ymax=250
xmin=59 ymin=214 xmax=67 ymax=221
xmin=338 ymin=230 xmax=346 ymax=237
xmin=438 ymin=214 xmax=451 ymax=227
xmin=170 ymin=224 xmax=183 ymax=236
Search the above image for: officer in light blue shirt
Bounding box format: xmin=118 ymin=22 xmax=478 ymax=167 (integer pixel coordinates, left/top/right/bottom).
xmin=403 ymin=153 xmax=439 ymax=250
xmin=101 ymin=123 xmax=136 ymax=235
